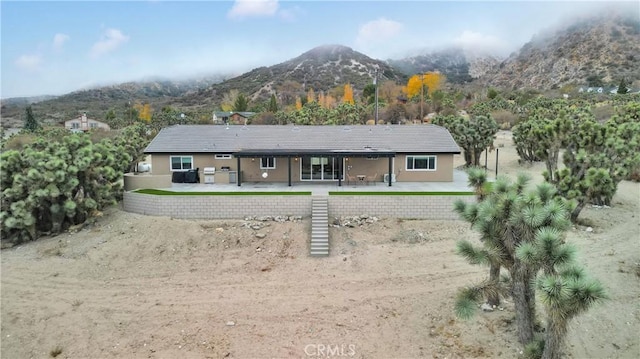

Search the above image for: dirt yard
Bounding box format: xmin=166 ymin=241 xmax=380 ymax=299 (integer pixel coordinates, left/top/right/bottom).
xmin=1 ymin=131 xmax=639 ymax=358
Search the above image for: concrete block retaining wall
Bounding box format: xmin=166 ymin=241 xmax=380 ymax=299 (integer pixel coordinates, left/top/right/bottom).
xmin=123 ymin=192 xmax=313 ymax=219
xmin=328 ymin=195 xmax=474 ymax=220
xmin=124 ymin=192 xmax=474 ymax=220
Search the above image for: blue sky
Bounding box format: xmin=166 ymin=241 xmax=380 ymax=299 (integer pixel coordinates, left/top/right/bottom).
xmin=1 ymin=0 xmax=635 ymax=98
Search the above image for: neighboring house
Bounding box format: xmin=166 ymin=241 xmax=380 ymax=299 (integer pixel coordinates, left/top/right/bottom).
xmin=143 ymin=124 xmax=461 ymax=187
xmin=212 ymin=111 xmax=256 ymax=125
xmin=64 ymin=113 xmax=110 ymax=132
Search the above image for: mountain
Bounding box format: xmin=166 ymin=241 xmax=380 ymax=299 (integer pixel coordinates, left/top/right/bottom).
xmin=387 ymin=47 xmax=502 ymax=84
xmin=483 ymin=13 xmax=640 ymax=90
xmin=0 ymin=76 xmax=225 ymax=128
xmin=179 ymin=45 xmax=406 ymax=105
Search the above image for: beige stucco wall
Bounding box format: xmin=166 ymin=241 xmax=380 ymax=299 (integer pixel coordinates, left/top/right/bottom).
xmin=150 ymin=154 xmax=302 ymax=184
xmin=394 ymin=154 xmax=454 ymax=182
xmin=148 ymin=153 xmax=454 ymax=184
xmin=345 ymin=154 xmax=454 ymax=182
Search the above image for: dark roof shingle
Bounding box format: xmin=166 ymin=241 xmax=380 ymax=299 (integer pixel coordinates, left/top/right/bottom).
xmin=144 ymin=124 xmax=460 ymax=154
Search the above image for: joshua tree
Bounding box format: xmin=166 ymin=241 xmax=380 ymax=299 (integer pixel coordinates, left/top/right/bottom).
xmin=454 ymin=167 xmax=502 ymax=306
xmin=454 ymin=171 xmax=606 ymax=357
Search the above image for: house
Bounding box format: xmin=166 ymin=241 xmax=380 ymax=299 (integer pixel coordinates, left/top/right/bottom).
xmin=212 ymin=111 xmax=256 ymax=125
xmin=64 ymin=113 xmax=110 ymax=132
xmin=143 ymin=124 xmax=461 ymax=187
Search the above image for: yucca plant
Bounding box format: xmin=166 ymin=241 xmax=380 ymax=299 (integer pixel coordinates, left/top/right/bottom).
xmin=453 ymin=169 xmax=605 ymax=352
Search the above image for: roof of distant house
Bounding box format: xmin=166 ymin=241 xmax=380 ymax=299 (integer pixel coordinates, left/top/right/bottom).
xmin=213 ymin=111 xmax=256 ymax=118
xmin=145 ymin=124 xmax=461 ymax=155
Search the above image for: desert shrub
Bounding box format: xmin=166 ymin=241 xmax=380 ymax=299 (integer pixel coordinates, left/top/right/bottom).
xmin=592 ymin=104 xmax=615 ymax=122
xmin=491 ymin=109 xmax=518 ymax=129
xmin=2 ymin=132 xmax=37 ymax=151
xmin=432 ymin=114 xmax=498 ymax=167
xmin=0 ymin=124 xmax=151 ymax=245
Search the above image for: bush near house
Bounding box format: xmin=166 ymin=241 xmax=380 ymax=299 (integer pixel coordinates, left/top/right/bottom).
xmin=0 ymin=124 xmax=150 ymax=246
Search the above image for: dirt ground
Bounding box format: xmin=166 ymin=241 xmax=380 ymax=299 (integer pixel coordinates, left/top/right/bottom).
xmin=1 ymin=131 xmax=639 ymax=358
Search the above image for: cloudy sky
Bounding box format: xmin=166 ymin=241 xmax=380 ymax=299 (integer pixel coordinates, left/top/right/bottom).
xmin=1 ymin=0 xmax=634 ymax=98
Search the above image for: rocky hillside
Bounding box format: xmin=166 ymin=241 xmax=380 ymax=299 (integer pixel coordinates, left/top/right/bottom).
xmin=387 ymin=47 xmax=501 ymax=84
xmin=180 ymin=45 xmax=406 ymax=105
xmin=484 ymin=13 xmax=640 ymax=90
xmin=0 ymin=76 xmax=224 ymax=128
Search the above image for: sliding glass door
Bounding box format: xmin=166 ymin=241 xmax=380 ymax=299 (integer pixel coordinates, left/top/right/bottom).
xmin=300 ymin=156 xmax=342 ymax=181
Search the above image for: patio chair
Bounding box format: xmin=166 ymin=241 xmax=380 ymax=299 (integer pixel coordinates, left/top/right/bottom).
xmin=346 ymin=173 xmax=357 ymax=185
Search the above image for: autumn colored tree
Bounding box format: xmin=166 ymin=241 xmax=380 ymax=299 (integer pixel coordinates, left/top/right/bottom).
xmin=317 ymin=91 xmax=326 ymax=108
xmin=379 ymin=80 xmax=404 ymax=104
xmin=405 ymin=72 xmax=445 ymax=99
xmin=307 ymin=88 xmax=316 ymax=103
xmin=295 ymin=97 xmax=303 ymax=110
xmin=342 ymin=84 xmax=354 ymax=104
xmin=321 ymin=93 xmax=337 ymax=109
xmin=221 ymin=89 xmax=239 ymax=111
xmin=277 ymin=80 xmax=303 ymax=106
xmin=134 ymin=102 xmax=152 ymax=122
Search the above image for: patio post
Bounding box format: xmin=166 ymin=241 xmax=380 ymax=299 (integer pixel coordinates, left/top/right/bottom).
xmin=337 ymin=156 xmax=343 ymax=187
xmin=288 ymin=156 xmax=292 ymax=187
xmin=237 ymin=156 xmax=241 ymax=187
xmin=388 ymin=156 xmax=393 ymax=186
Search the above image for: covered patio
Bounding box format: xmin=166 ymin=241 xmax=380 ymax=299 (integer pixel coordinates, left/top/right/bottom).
xmin=232 ymin=148 xmax=396 ymax=187
xmin=157 ymin=169 xmax=473 ymax=195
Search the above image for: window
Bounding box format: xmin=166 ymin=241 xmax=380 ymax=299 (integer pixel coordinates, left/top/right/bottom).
xmin=406 ymin=155 xmax=436 ymax=171
xmin=260 ymin=157 xmax=276 ymax=169
xmin=71 ymin=122 xmax=80 ymax=129
xmin=89 ymin=123 xmax=97 ymax=128
xmin=170 ymin=156 xmax=193 ymax=171
xmin=215 ymin=154 xmax=232 ymax=159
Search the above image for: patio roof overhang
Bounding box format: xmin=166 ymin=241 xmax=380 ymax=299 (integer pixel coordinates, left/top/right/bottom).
xmin=232 ymin=148 xmax=396 ymax=158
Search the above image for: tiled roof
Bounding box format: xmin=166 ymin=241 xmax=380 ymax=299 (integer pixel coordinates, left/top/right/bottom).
xmin=144 ymin=124 xmax=461 ymax=154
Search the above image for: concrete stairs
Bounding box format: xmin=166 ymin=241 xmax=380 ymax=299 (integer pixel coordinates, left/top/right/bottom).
xmin=310 ymin=197 xmax=329 ymax=256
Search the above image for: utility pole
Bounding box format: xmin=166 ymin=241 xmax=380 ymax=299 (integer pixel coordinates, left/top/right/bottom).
xmin=374 ymin=69 xmax=379 ymax=125
xmin=420 ymin=73 xmax=424 ymax=123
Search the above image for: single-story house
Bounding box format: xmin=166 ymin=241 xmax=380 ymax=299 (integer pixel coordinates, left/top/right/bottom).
xmin=212 ymin=111 xmax=256 ymax=125
xmin=143 ymin=124 xmax=461 ymax=187
xmin=64 ymin=113 xmax=110 ymax=132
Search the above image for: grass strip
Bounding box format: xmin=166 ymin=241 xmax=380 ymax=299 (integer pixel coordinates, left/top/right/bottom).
xmin=134 ymin=189 xmax=312 ymax=196
xmin=329 ymin=191 xmax=475 ymax=196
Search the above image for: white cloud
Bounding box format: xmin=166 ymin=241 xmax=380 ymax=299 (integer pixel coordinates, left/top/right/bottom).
xmin=356 ymin=18 xmax=404 ymax=46
xmin=52 ymin=33 xmax=70 ymax=52
xmin=89 ymin=28 xmax=129 ymax=59
xmin=453 ymin=30 xmax=510 ymax=57
xmin=15 ymin=54 xmax=43 ymax=72
xmin=227 ymin=0 xmax=279 ymax=19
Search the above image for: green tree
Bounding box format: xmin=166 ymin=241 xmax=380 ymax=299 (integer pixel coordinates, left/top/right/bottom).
xmin=267 ymin=94 xmax=278 ymax=113
xmin=617 ymin=78 xmax=629 ymax=94
xmin=487 ymin=88 xmax=499 ymax=99
xmin=23 ymin=106 xmax=41 ymax=132
xmin=432 ymin=115 xmax=499 ymax=167
xmin=363 ymin=83 xmax=376 ymax=105
xmin=233 ymin=93 xmax=249 ymax=112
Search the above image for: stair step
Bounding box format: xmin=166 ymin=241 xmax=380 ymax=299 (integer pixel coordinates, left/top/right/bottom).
xmin=310 ymin=197 xmax=330 ymax=257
